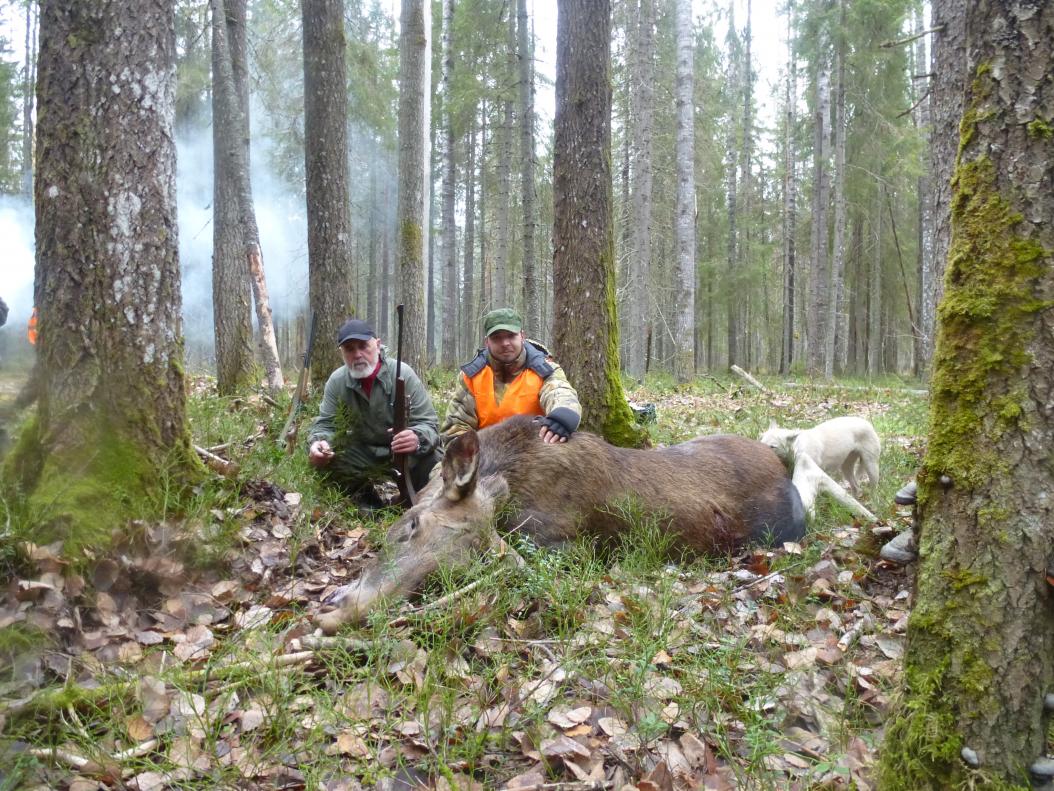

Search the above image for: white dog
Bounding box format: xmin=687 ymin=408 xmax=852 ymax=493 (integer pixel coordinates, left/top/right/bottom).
xmin=760 ymin=416 xmax=881 ymax=495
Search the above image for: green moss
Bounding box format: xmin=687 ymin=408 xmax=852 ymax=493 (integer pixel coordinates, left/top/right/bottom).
xmin=924 ymin=155 xmax=1050 ymax=492
xmin=597 ymin=228 xmax=648 ymax=449
xmin=1026 ymin=119 xmax=1053 ymax=139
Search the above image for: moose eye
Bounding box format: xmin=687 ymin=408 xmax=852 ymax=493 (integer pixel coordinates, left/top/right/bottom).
xmin=397 ymin=518 xmax=418 ymax=543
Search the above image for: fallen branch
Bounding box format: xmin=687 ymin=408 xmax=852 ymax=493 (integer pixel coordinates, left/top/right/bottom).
xmin=500 ymin=781 xmax=613 ymax=791
xmin=730 ymin=364 xmax=769 ymax=393
xmin=193 ymin=444 xmax=240 ymax=477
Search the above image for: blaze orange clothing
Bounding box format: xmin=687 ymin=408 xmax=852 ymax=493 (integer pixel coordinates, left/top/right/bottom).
xmin=27 ymin=307 xmax=37 ymax=345
xmin=464 ymin=365 xmax=545 ymax=429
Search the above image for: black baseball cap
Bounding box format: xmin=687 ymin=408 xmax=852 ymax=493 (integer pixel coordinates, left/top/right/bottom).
xmin=336 ymin=319 xmax=377 ymax=346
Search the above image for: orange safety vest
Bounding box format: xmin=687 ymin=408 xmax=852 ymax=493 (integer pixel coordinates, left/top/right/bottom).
xmin=464 ymin=365 xmax=546 ymax=429
xmin=27 ymin=307 xmax=37 ymax=345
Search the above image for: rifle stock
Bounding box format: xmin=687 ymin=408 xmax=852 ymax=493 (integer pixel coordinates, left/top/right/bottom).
xmin=280 ymin=310 xmax=318 ymax=454
xmin=391 ymin=304 xmax=417 ymax=506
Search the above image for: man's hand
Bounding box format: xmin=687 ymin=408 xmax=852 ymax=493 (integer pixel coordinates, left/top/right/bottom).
xmin=538 ymin=424 xmax=568 ymax=444
xmin=390 ymin=428 xmax=420 ymax=455
xmin=308 ymin=439 xmax=335 ymax=467
xmin=536 ymin=407 xmax=580 ymax=444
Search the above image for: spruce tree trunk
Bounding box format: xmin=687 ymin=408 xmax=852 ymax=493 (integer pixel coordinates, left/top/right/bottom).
xmin=672 ymin=0 xmax=695 ymax=383
xmin=867 ymin=182 xmax=882 ymax=376
xmin=395 ymin=0 xmax=430 ymax=371
xmin=302 ymin=0 xmax=354 ymax=380
xmin=18 ymin=0 xmax=196 ymax=543
xmin=440 ymin=0 xmax=458 ymax=368
xmin=880 ymin=2 xmax=1054 ymax=781
xmin=737 ymin=0 xmax=753 ymax=370
xmin=780 ymin=3 xmax=796 ymax=376
xmin=824 ymin=0 xmax=846 ymax=380
xmin=218 ymin=0 xmax=283 ymax=393
xmin=212 ymin=0 xmax=254 ymax=394
xmin=553 ymin=0 xmax=644 ymax=447
xmin=924 ymin=0 xmax=965 ymax=379
xmin=494 ymin=9 xmax=514 ymax=310
xmin=724 ymin=7 xmax=740 ymax=369
xmin=462 ymin=115 xmax=478 ymax=358
xmin=517 ymin=0 xmax=539 ymax=333
xmin=20 ymin=1 xmax=36 ymax=199
xmin=626 ymin=0 xmax=656 ymax=378
xmin=806 ymin=58 xmax=831 ymax=375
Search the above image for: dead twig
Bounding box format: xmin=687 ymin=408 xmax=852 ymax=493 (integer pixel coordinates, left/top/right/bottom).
xmin=193 ymin=444 xmax=240 ymax=477
xmin=730 ymin=364 xmax=769 ymax=393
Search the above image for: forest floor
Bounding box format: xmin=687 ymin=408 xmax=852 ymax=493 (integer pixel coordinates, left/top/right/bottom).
xmin=0 ymin=369 xmax=929 ymax=790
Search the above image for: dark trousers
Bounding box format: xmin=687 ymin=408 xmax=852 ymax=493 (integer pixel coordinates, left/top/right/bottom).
xmin=321 ymin=443 xmax=440 ymax=501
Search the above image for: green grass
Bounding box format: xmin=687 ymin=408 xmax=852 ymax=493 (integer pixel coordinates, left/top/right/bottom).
xmin=0 ymin=371 xmax=926 ymax=788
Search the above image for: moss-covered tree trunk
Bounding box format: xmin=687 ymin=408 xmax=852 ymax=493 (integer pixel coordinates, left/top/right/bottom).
xmin=12 ymin=0 xmax=197 ymax=546
xmin=877 ymin=1 xmax=1054 ymax=786
xmin=551 ymin=0 xmax=645 ymax=448
xmin=302 ymin=0 xmax=354 ymax=381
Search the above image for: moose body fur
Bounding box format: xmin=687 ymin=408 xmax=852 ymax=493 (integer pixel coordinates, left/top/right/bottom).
xmin=316 ymin=415 xmax=806 ymax=631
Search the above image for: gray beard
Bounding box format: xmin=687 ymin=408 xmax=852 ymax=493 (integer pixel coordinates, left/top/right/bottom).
xmin=349 ymin=360 xmax=377 ymax=379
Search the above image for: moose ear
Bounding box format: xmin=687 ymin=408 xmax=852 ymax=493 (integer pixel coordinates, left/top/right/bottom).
xmin=442 ymin=431 xmax=481 ymax=501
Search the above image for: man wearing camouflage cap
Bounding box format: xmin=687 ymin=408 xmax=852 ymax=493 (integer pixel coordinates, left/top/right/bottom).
xmin=442 ymin=308 xmax=582 ymax=444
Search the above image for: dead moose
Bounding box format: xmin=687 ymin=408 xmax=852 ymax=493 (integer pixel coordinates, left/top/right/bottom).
xmin=315 ymin=414 xmax=806 ymax=632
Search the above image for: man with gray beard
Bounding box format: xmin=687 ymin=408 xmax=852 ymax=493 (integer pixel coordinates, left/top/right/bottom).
xmin=307 ymin=319 xmax=440 ymax=507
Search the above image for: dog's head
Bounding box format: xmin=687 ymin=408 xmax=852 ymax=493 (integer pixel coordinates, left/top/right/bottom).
xmin=759 ymin=420 xmax=799 ymax=463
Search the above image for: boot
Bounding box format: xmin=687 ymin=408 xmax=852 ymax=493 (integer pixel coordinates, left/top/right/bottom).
xmin=894 ymin=480 xmax=917 ymax=506
xmin=880 ymin=528 xmax=918 ymax=564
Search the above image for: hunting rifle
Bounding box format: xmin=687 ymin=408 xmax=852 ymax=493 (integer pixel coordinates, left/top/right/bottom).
xmin=391 ymin=304 xmax=417 ymax=506
xmin=280 ymin=310 xmax=318 ymax=454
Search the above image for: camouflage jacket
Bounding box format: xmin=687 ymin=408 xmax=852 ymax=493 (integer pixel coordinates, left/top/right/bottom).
xmin=308 ymin=352 xmax=439 ymax=462
xmin=441 ymin=340 xmax=582 ymax=442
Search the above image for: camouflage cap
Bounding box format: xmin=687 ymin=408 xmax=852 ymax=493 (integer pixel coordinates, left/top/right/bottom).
xmin=483 ymin=307 xmax=523 ymax=336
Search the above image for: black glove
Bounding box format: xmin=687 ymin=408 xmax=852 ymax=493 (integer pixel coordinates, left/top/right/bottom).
xmin=537 ymin=407 xmax=581 ymax=440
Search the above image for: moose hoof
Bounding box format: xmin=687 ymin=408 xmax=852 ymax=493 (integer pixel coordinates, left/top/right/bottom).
xmin=314 ymin=608 xmax=350 ymax=635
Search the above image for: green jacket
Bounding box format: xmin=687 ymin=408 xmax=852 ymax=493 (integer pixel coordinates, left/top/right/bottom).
xmin=441 ymin=340 xmax=582 ymax=442
xmin=308 ymin=353 xmax=439 ymax=462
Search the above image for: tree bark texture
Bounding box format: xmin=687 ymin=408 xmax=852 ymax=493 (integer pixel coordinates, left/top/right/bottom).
xmin=302 ymin=0 xmax=354 ymax=379
xmin=725 ymin=13 xmax=740 ymax=369
xmin=440 ymin=0 xmax=458 ymax=368
xmin=806 ymin=55 xmax=831 ymax=375
xmin=493 ymin=7 xmax=514 ymax=311
xmin=879 ymin=2 xmax=1054 ymax=784
xmin=216 ymin=0 xmax=283 ymax=393
xmin=924 ymin=0 xmax=965 ymax=381
xmin=518 ymin=0 xmax=539 ymax=335
xmin=20 ymin=1 xmax=36 ymax=199
xmin=212 ymin=0 xmax=254 ymax=394
xmin=552 ymin=0 xmax=643 ymax=448
xmin=780 ymin=3 xmax=796 ymax=375
xmin=867 ymin=181 xmax=882 ymax=375
xmin=625 ymin=0 xmax=656 ymax=378
xmin=395 ymin=0 xmax=430 ymax=371
xmin=672 ymin=0 xmax=695 ymax=383
xmin=825 ymin=0 xmax=846 ymax=380
xmin=462 ymin=115 xmax=478 ymax=358
xmin=21 ymin=0 xmax=195 ymax=541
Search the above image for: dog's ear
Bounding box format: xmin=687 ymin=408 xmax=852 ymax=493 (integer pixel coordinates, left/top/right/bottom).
xmin=767 ymin=419 xmax=778 ymax=431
